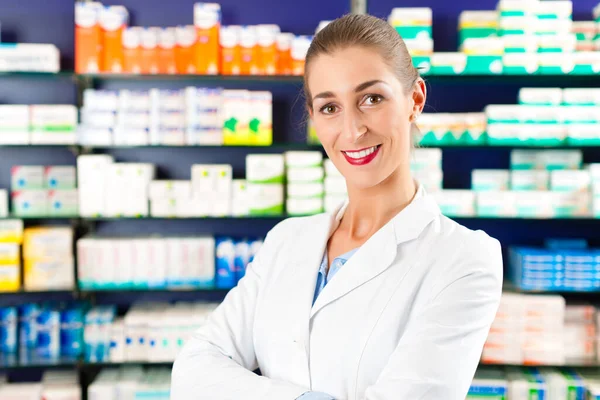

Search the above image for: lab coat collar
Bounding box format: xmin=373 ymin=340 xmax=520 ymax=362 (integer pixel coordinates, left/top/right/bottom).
xmin=310 ymin=184 xmax=441 ymax=318
xmin=328 ymin=183 xmax=440 ymax=245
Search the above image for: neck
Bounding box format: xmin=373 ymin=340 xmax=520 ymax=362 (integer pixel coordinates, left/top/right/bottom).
xmin=342 ymin=166 xmax=416 ymax=241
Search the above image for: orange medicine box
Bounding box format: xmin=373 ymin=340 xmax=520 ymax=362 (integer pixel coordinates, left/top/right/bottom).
xmin=220 ymin=26 xmax=241 ymax=75
xmin=123 ymin=27 xmax=142 ymax=74
xmin=140 ymin=27 xmax=160 ymax=75
xmin=158 ymin=28 xmax=177 ymax=75
xmin=175 ymin=26 xmax=197 ymax=74
xmin=99 ymin=5 xmax=129 ymax=73
xmin=276 ymin=33 xmax=294 ymax=75
xmin=194 ymin=3 xmax=221 ymax=75
xmin=257 ymin=25 xmax=280 ymax=75
xmin=75 ymin=2 xmax=103 ymax=73
xmin=291 ymin=35 xmax=312 ymax=76
xmin=240 ymin=26 xmax=259 ymax=75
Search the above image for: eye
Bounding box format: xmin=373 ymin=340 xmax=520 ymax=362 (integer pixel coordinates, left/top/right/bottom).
xmin=363 ymin=94 xmax=383 ymax=106
xmin=319 ymin=104 xmax=338 ymax=115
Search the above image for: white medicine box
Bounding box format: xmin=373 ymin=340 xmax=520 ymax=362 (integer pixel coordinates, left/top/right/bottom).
xmin=11 ymin=166 xmax=45 ymax=190
xmin=45 ymin=166 xmax=76 ymax=189
xmin=0 ymin=190 xmax=7 ymax=218
xmin=12 ymin=190 xmax=48 ymax=217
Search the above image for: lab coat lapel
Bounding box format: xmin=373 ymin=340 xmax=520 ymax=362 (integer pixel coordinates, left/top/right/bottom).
xmin=309 ymin=187 xmax=441 ymax=319
xmin=279 ymin=207 xmax=341 ymax=386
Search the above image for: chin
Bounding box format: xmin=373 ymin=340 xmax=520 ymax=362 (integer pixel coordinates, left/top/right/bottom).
xmin=345 ymin=174 xmax=387 ymax=191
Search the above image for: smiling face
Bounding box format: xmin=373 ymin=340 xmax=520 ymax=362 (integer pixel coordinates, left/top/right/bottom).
xmin=307 ymin=46 xmax=425 ymax=191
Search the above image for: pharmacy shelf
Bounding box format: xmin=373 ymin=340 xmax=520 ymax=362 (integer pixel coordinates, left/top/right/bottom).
xmin=0 ymin=71 xmax=73 ymax=79
xmin=75 ymin=72 xmax=600 ymax=84
xmin=84 ymin=215 xmax=600 ymax=222
xmin=78 ymin=73 xmax=305 ymax=84
xmin=0 ymin=215 xmax=78 ymax=223
xmin=0 ymin=356 xmax=79 ymax=371
xmin=4 ymin=357 xmax=600 ymax=371
xmin=421 ymin=73 xmax=600 ymax=85
xmin=480 ymin=360 xmax=600 ymax=369
xmin=5 ymin=143 xmax=600 ymax=152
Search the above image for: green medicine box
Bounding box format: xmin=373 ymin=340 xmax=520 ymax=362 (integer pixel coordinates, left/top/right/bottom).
xmin=394 ymin=26 xmax=432 ymax=40
xmin=465 ymin=55 xmax=503 ymax=74
xmin=458 ymin=11 xmax=498 ymax=45
xmin=567 ymin=124 xmax=600 ymax=146
xmin=502 ymin=54 xmax=539 ymax=75
xmin=430 ymin=53 xmax=467 ymax=75
xmin=570 ymin=53 xmax=600 ymax=75
xmin=459 ymin=28 xmax=498 ymax=45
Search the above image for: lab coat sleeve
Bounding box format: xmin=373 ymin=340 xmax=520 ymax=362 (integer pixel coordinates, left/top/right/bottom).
xmin=171 ymin=225 xmax=310 ymax=400
xmin=363 ymin=232 xmax=503 ymax=400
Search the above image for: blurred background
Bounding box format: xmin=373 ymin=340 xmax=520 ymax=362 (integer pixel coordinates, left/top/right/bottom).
xmin=1 ymin=0 xmax=600 ymax=398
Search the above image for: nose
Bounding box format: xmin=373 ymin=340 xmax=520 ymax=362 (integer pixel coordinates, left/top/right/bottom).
xmin=341 ymin=107 xmax=366 ymax=143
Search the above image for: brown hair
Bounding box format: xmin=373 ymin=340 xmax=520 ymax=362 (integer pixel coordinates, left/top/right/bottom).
xmin=303 ymin=13 xmax=420 ymax=110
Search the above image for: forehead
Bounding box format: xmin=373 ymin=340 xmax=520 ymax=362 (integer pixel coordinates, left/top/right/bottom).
xmin=307 ymin=46 xmax=398 ymax=94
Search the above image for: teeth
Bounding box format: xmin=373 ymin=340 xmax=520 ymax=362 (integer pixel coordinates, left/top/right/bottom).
xmin=344 ymin=146 xmax=378 ymax=159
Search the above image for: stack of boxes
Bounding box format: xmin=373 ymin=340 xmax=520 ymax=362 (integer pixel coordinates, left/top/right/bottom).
xmin=84 ymin=303 xmax=218 ymax=364
xmin=471 ymin=149 xmax=588 ymax=219
xmin=324 ymin=159 xmax=346 ymax=213
xmin=509 ymin=245 xmax=600 ymax=292
xmin=388 ymin=8 xmax=433 ymax=74
xmin=467 ymin=367 xmax=600 ymax=399
xmin=411 ymin=149 xmax=444 ymax=193
xmin=23 ymin=227 xmax=75 ymax=291
xmin=149 ymin=180 xmax=194 ymax=218
xmin=486 ymin=87 xmax=600 ymax=146
xmin=0 ymin=105 xmax=77 ymax=145
xmin=483 ymin=293 xmax=566 ymax=365
xmin=459 ymin=11 xmax=498 ymax=46
xmin=1 ymin=302 xmax=85 ymax=361
xmin=285 ymin=151 xmax=324 ymax=216
xmin=428 ymin=1 xmax=600 ymax=76
xmin=191 ymin=164 xmax=233 ymax=217
xmin=214 ymin=236 xmax=262 ymax=289
xmin=564 ymin=304 xmax=596 ymax=362
xmin=246 ymin=154 xmax=284 ymax=216
xmin=104 ymin=163 xmax=155 ymax=218
xmin=0 ymin=220 xmax=23 ymax=292
xmin=77 ymin=236 xmax=215 ymax=290
xmin=573 ymin=21 xmax=597 ymax=51
xmin=416 ymin=112 xmax=487 ymax=145
xmin=11 ymin=165 xmax=78 ymax=217
xmin=79 ymin=87 xmax=272 ymax=146
xmin=77 ymin=155 xmax=154 ymax=218
xmin=461 ymin=36 xmax=504 ymax=75
xmin=185 ymin=87 xmax=224 ymax=145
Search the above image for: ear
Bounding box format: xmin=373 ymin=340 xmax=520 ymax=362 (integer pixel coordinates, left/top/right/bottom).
xmin=411 ymin=78 xmax=426 ymax=115
xmin=307 ymin=104 xmax=314 ymax=119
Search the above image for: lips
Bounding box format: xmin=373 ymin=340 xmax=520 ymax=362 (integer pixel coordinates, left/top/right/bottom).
xmin=342 ymin=145 xmax=381 ymax=166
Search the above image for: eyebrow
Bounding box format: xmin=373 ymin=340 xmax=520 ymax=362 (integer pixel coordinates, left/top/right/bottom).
xmin=312 ymin=80 xmax=385 ymax=102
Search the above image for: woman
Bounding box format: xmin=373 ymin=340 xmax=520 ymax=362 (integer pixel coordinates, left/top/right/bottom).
xmin=172 ymin=14 xmax=503 ymax=400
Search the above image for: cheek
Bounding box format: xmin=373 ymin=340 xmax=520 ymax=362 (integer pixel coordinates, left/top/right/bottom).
xmin=313 ymin=116 xmax=338 ymax=145
xmin=369 ymin=104 xmax=411 ymax=144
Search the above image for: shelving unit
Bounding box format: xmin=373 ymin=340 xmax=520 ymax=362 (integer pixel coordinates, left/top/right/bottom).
xmin=2 ymin=0 xmax=600 ymax=396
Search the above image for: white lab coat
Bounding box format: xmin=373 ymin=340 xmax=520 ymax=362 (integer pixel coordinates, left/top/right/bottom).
xmin=171 ymin=186 xmax=503 ymax=400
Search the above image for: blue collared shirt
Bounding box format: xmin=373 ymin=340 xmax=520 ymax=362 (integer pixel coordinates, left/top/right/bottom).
xmin=313 ymin=247 xmax=359 ymax=305
xmin=299 ymin=248 xmax=358 ymax=400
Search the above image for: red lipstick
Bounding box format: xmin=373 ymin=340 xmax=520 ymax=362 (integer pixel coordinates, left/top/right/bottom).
xmin=342 ymin=145 xmax=381 ymax=166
